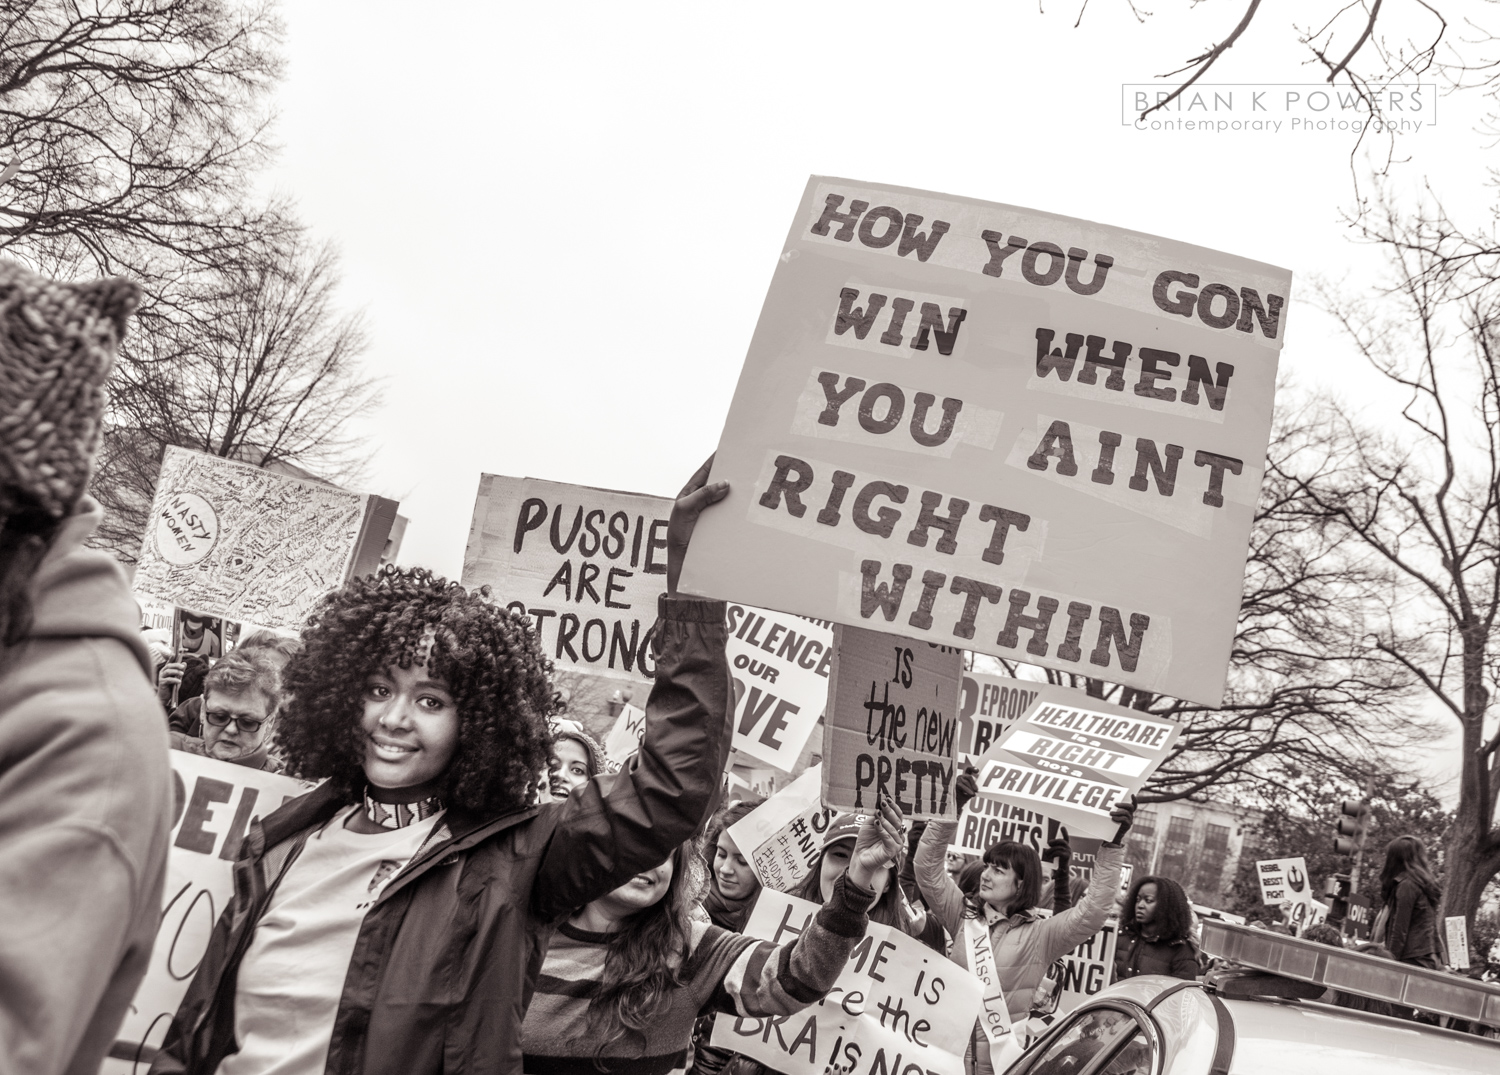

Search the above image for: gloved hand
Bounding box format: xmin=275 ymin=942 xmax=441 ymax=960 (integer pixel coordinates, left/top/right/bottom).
xmin=1106 ymin=797 xmax=1137 ymax=846
xmin=953 ymin=764 xmax=979 ymax=814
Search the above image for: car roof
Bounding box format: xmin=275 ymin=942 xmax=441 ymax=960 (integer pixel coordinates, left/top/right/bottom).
xmin=1221 ymin=994 xmax=1500 ymax=1075
xmin=1076 ymin=976 xmax=1500 ymax=1075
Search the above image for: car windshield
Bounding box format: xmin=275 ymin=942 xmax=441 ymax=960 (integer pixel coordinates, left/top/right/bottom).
xmin=1027 ymin=1008 xmax=1145 ymax=1075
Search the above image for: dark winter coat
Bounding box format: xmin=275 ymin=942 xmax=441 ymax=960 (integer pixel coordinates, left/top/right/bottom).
xmin=1113 ymin=931 xmax=1202 ymax=981
xmin=1386 ymin=875 xmax=1440 ymax=962
xmin=148 ymin=594 xmax=732 ymax=1075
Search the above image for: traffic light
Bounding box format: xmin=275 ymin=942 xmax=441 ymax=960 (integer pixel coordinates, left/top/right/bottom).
xmin=1334 ymin=799 xmax=1370 ymax=855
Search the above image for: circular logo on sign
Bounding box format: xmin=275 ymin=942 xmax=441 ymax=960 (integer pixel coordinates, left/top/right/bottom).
xmin=155 ymin=492 xmax=219 ymax=567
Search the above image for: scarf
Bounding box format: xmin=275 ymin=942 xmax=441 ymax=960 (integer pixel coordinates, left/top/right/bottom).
xmin=702 ymin=879 xmax=760 ymax=931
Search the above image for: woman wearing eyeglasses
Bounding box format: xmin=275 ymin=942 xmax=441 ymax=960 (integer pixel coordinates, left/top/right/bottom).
xmin=169 ymin=648 xmax=285 ymax=772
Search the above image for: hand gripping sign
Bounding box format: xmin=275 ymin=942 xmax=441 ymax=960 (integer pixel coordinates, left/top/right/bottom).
xmin=679 ymin=176 xmax=1292 ymax=708
xmin=973 ymin=699 xmax=1181 ymax=840
xmin=710 ymin=890 xmax=984 ymax=1075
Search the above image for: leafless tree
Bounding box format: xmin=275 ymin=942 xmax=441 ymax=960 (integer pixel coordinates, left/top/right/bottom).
xmin=1266 ymin=190 xmax=1500 ymax=932
xmin=91 ymin=231 xmax=381 ymax=559
xmin=0 ymin=0 xmax=285 ymax=277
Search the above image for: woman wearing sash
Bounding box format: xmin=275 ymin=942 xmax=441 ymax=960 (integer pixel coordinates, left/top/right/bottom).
xmin=914 ymin=773 xmax=1133 ymax=1075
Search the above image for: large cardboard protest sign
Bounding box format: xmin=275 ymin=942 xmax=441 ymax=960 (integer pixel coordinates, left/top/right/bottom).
xmin=107 ymin=752 xmax=311 ymax=1073
xmin=679 ymin=176 xmax=1292 ymax=707
xmin=464 ymin=476 xmax=672 ymax=686
xmin=133 ymin=447 xmax=392 ymax=630
xmin=974 ymin=697 xmax=1180 ymax=840
xmin=710 ymin=890 xmax=983 ymax=1075
xmin=727 ymin=602 xmax=834 ymax=771
xmin=727 ymin=765 xmax=839 ymax=891
xmin=822 ymin=626 xmax=963 ymax=819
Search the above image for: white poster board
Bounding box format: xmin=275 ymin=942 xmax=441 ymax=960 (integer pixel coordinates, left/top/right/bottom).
xmin=726 ymin=765 xmax=838 ymax=891
xmin=709 ymin=890 xmax=983 ymax=1075
xmin=1255 ymin=857 xmax=1313 ymax=907
xmin=132 ymin=446 xmax=371 ymax=629
xmin=973 ymin=697 xmax=1180 ymax=840
xmin=1056 ymin=922 xmax=1119 ymax=1015
xmin=680 ymin=176 xmax=1292 ymax=707
xmin=726 ymin=603 xmax=834 ymax=771
xmin=105 ymin=752 xmax=312 ymax=1073
xmin=1446 ymin=916 xmax=1471 ymax=970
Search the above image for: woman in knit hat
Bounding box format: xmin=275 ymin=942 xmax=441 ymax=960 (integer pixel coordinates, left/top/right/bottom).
xmin=0 ymin=262 xmax=174 ymax=1075
xmin=791 ymin=812 xmax=947 ymax=950
xmin=520 ymin=799 xmax=904 ymax=1075
xmin=548 ymin=724 xmax=608 ymax=799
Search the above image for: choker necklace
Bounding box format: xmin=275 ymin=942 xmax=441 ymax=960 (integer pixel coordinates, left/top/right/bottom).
xmin=363 ymin=783 xmax=445 ymax=830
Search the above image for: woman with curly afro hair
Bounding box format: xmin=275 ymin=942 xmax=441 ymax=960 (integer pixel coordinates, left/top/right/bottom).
xmin=152 ymin=461 xmax=736 ymax=1075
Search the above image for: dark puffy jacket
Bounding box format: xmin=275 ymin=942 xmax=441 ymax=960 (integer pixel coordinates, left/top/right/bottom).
xmin=1113 ymin=931 xmax=1202 ymax=981
xmin=149 ymin=595 xmax=731 ymax=1075
xmin=1386 ymin=876 xmax=1439 ymax=961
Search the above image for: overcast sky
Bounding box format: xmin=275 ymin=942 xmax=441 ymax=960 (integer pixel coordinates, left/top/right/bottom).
xmin=261 ymin=0 xmax=1496 ymax=799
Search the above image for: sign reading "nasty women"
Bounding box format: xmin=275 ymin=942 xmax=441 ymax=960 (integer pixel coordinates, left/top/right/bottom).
xmin=680 ymin=176 xmax=1292 ymax=706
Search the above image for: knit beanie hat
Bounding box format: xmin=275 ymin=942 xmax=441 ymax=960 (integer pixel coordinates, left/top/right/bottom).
xmin=0 ymin=260 xmax=139 ymax=519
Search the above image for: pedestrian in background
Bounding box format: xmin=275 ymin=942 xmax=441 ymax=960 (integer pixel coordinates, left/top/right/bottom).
xmin=1377 ymin=835 xmax=1444 ymax=970
xmin=1113 ymin=875 xmax=1201 ymax=981
xmin=0 ymin=262 xmax=170 ymax=1075
xmin=169 ymin=648 xmax=286 ymax=772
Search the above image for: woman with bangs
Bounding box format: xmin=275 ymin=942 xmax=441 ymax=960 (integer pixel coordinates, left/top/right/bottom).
xmin=914 ymin=773 xmax=1133 ymax=1075
xmin=150 ymin=463 xmax=736 ymax=1075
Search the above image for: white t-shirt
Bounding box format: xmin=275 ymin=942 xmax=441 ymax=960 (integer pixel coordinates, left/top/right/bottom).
xmin=217 ymin=805 xmax=442 ymax=1075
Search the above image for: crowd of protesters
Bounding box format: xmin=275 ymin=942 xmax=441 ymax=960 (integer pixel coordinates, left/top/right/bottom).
xmin=0 ymin=255 xmax=1494 ymax=1075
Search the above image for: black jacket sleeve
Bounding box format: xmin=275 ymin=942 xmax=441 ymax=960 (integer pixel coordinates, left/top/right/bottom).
xmin=533 ymin=594 xmax=731 ymax=919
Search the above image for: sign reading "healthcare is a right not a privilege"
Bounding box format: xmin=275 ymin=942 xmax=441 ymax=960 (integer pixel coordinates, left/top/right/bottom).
xmin=680 ymin=177 xmax=1292 ymax=706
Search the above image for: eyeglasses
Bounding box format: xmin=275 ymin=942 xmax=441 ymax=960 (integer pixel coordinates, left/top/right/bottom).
xmin=204 ymin=710 xmax=264 ymax=733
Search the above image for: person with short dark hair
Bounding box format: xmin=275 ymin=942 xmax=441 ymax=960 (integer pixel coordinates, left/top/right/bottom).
xmin=0 ymin=262 xmax=169 ymax=1075
xmin=1113 ymin=875 xmax=1201 ymax=981
xmin=150 ymin=460 xmax=734 ymax=1075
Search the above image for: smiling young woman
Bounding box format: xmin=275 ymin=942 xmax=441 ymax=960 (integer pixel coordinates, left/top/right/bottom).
xmin=150 ymin=461 xmax=735 ymax=1075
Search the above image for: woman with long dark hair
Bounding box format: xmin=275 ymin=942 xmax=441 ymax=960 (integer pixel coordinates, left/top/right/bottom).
xmin=520 ymin=801 xmax=904 ymax=1075
xmin=150 ymin=462 xmax=737 ymax=1075
xmin=1113 ymin=875 xmax=1200 ymax=981
xmin=1378 ymin=834 xmax=1444 ymax=969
